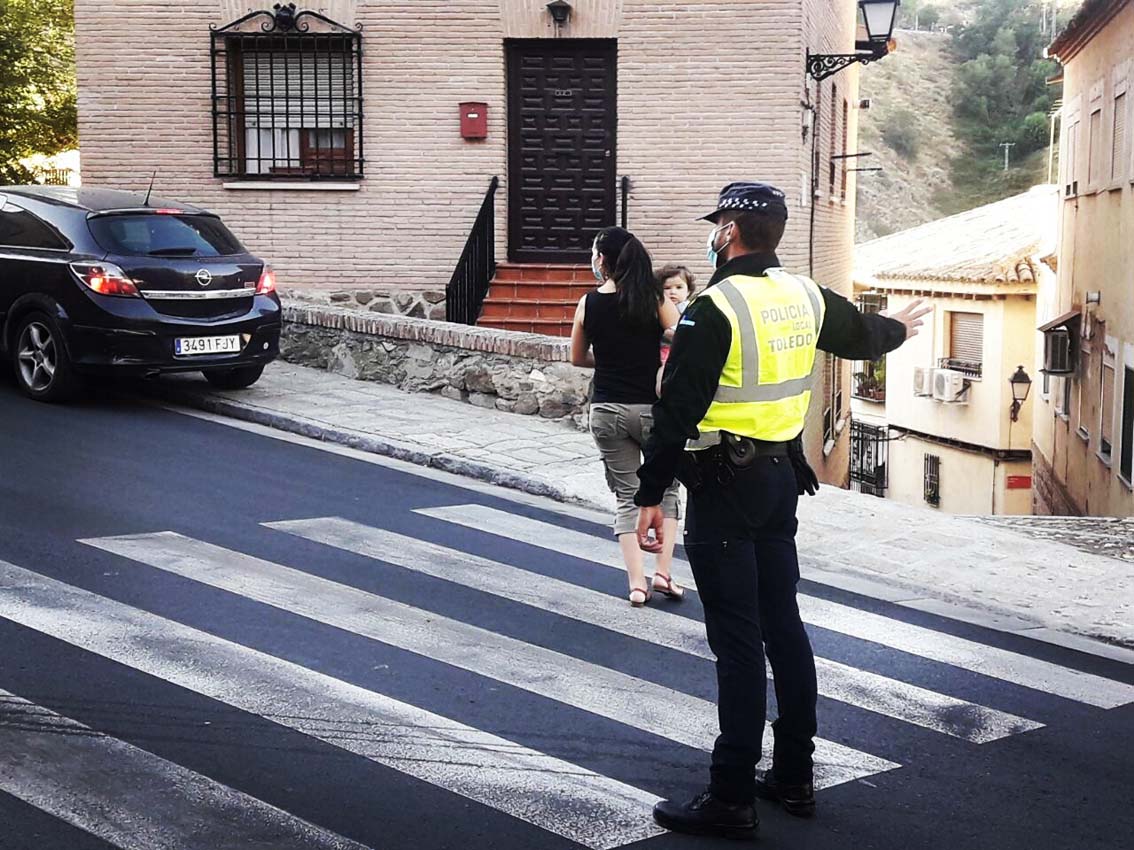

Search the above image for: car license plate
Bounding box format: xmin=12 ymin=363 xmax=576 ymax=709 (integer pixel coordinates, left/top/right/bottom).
xmin=175 ymin=335 xmax=242 ymax=356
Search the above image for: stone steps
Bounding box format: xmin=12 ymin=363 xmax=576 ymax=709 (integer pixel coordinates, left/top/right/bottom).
xmin=477 ymin=263 xmax=594 ymax=338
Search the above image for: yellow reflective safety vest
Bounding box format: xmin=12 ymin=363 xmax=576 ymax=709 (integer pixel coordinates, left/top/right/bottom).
xmin=688 ymin=268 xmax=826 ymax=448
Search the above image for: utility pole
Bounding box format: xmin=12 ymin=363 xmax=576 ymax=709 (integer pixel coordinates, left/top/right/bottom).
xmin=1000 ymin=141 xmax=1016 ymax=172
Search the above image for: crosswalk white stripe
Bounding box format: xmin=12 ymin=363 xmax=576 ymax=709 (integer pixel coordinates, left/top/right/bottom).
xmin=82 ymin=533 xmax=900 ymax=790
xmin=0 ymin=687 xmax=368 ymax=850
xmin=272 ymin=517 xmax=1044 ymax=744
xmin=419 ymin=505 xmax=1134 ymax=710
xmin=0 ymin=560 xmax=665 ymax=850
xmin=418 ymin=504 xmax=700 ymax=589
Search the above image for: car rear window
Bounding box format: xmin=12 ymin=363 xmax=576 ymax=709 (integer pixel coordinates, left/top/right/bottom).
xmin=88 ymin=214 xmax=246 ymax=257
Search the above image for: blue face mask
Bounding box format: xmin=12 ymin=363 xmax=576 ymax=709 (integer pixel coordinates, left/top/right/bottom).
xmin=592 ymin=254 xmax=604 ymax=283
xmin=705 ymin=224 xmax=731 ymax=268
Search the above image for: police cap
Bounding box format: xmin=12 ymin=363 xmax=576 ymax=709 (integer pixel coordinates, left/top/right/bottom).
xmin=699 ymin=181 xmax=789 ymax=223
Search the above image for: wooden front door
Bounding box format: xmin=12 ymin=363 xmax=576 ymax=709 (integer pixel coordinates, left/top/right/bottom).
xmin=506 ymin=39 xmax=617 ymax=263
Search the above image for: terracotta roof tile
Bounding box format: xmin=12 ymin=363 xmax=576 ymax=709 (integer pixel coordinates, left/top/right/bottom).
xmin=855 ymin=185 xmax=1059 ymax=285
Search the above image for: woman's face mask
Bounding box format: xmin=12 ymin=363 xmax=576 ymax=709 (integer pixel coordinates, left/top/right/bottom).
xmin=591 ymin=246 xmax=605 ymax=282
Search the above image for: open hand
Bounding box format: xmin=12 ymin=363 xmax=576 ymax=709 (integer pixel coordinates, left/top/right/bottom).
xmin=636 ymin=505 xmax=665 ymax=554
xmin=882 ymin=298 xmax=934 ymax=340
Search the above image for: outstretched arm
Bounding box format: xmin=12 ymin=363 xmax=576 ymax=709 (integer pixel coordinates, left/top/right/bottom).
xmin=816 ymin=289 xmax=932 ymax=360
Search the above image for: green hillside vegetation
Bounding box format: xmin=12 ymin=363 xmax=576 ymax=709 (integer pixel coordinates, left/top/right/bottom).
xmin=857 ymin=0 xmax=1073 ymax=241
xmin=856 ymin=31 xmax=959 ymax=241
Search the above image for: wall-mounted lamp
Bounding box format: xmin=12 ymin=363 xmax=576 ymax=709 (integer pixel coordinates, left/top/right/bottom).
xmin=1009 ymin=365 xmax=1032 ymax=422
xmin=807 ymin=0 xmax=900 ymax=82
xmin=547 ymin=1 xmax=572 ymax=27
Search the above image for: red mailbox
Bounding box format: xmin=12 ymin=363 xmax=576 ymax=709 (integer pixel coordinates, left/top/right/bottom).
xmin=460 ymin=101 xmax=488 ymax=140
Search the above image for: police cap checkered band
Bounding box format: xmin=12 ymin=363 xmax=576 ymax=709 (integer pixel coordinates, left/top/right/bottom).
xmin=699 ymin=181 xmax=789 ymax=222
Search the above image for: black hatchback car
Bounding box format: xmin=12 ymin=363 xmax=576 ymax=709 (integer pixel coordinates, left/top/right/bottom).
xmin=0 ymin=186 xmax=281 ymax=402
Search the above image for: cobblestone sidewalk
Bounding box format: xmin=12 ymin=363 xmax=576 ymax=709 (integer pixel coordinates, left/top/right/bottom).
xmin=150 ymin=363 xmax=1134 ymax=653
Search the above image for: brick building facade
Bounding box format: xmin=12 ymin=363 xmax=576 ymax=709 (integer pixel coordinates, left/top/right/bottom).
xmin=75 ymin=0 xmax=864 ymax=479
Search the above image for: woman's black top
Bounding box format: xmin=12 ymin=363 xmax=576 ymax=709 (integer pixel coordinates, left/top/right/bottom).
xmin=584 ymin=290 xmax=661 ymax=404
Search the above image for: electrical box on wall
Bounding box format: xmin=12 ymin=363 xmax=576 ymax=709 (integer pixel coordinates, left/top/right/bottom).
xmin=460 ymin=102 xmax=488 ymax=140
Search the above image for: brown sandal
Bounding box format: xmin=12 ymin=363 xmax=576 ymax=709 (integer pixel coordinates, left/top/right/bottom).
xmin=628 ymin=586 xmax=652 ymax=607
xmin=651 ymin=573 xmax=685 ymax=601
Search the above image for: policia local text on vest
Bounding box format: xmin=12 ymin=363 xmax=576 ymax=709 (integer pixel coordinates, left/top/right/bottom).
xmin=635 ymin=181 xmax=926 ymax=839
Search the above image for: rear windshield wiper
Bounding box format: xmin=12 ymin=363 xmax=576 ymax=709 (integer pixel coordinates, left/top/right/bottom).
xmin=147 ymin=247 xmax=199 ymax=256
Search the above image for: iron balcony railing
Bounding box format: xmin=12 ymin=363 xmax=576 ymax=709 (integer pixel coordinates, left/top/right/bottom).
xmin=938 ymin=357 xmax=982 ymax=379
xmin=446 ymin=176 xmax=500 ymax=325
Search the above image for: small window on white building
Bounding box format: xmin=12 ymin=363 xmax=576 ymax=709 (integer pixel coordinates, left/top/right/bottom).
xmin=1064 ymin=118 xmax=1080 ymax=196
xmin=1100 ymin=342 xmax=1116 ymax=462
xmin=1076 ymin=351 xmax=1092 ymax=440
xmin=1112 ymin=91 xmax=1127 ymax=182
xmin=1088 ymin=107 xmax=1103 ymax=187
xmin=942 ymin=311 xmax=983 ymax=378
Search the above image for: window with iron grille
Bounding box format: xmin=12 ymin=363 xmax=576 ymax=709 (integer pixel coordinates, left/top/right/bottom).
xmin=828 ymin=84 xmax=838 ymax=196
xmin=923 ymin=453 xmax=941 ymax=507
xmin=823 ymin=354 xmax=844 ymax=446
xmin=840 ymin=98 xmax=849 ymax=200
xmin=211 ymin=4 xmax=363 ymax=180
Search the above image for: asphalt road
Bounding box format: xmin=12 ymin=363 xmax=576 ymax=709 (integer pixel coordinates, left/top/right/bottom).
xmin=1 ymin=378 xmax=1132 ymax=850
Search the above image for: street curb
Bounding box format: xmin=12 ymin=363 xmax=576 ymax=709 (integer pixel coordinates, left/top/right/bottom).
xmin=148 ymin=383 xmax=596 ymax=509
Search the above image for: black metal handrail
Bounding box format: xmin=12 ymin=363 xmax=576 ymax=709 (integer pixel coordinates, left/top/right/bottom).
xmin=446 ymin=176 xmax=500 ymax=325
xmin=620 ymin=175 xmax=630 ymax=229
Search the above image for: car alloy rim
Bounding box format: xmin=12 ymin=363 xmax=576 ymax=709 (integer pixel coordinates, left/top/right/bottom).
xmin=16 ymin=322 xmax=57 ymax=392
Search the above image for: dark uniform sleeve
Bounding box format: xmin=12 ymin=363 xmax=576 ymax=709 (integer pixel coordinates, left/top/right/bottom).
xmin=634 ymin=298 xmax=731 ymax=507
xmin=816 ymin=287 xmax=907 ymax=361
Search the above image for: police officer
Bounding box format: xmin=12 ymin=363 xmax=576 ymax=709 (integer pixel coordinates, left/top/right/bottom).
xmin=635 ymin=182 xmax=930 ymax=839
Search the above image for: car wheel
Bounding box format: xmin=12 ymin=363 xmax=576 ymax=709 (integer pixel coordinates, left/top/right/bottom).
xmin=202 ymin=364 xmax=265 ymax=390
xmin=13 ymin=312 xmax=80 ymax=403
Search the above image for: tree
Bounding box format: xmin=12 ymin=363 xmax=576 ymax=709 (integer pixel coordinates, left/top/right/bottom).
xmin=0 ymin=0 xmax=76 ymax=183
xmin=942 ymin=0 xmax=1062 ymax=212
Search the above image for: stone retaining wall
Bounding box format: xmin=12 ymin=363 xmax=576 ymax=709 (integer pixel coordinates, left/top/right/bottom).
xmin=285 ymin=287 xmax=447 ymax=321
xmin=280 ymin=302 xmax=593 ymax=428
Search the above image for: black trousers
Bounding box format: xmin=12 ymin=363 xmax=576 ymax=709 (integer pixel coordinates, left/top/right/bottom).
xmin=684 ymin=454 xmax=818 ymax=803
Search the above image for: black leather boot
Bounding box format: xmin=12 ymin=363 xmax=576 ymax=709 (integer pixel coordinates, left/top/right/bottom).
xmin=653 ymin=789 xmax=759 ymax=839
xmin=755 ymin=768 xmax=815 ymax=817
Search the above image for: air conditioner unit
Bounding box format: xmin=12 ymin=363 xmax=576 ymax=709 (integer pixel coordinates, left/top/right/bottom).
xmin=913 ymin=366 xmax=934 ymax=397
xmin=933 ymin=369 xmax=969 ymax=404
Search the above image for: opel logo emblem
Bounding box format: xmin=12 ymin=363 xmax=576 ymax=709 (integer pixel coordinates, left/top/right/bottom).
xmin=195 ymin=269 xmax=213 ymax=287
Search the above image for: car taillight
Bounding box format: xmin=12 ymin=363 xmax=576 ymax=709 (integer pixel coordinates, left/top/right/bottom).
xmin=70 ymin=262 xmax=140 ymax=297
xmin=256 ymin=265 xmax=277 ymax=295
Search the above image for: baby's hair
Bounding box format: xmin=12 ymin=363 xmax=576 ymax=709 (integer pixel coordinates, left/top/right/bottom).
xmin=656 ymin=264 xmax=697 ymax=297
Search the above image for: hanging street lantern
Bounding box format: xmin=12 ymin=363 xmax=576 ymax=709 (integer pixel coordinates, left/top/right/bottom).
xmin=807 ymin=0 xmax=901 ymax=82
xmin=1009 ymin=365 xmax=1033 ymax=422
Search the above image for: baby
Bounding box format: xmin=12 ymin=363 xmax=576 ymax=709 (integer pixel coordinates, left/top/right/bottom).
xmin=656 ymin=265 xmax=697 ymax=396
